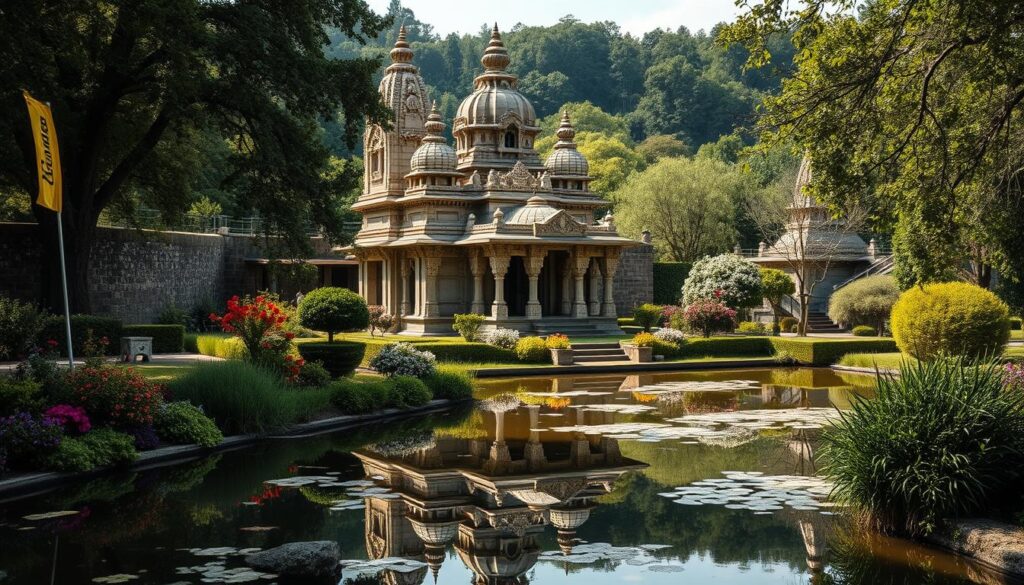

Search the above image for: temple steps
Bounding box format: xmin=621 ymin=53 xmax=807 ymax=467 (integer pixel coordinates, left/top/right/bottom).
xmin=805 ymin=312 xmax=844 ymax=332
xmin=570 ymin=342 xmax=629 ymax=363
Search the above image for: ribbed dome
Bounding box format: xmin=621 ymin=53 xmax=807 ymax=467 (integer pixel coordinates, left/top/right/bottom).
xmin=505 ymin=197 xmax=560 ymax=225
xmin=545 ymin=111 xmax=589 ymax=176
xmin=409 ymin=103 xmax=457 ymax=175
xmin=455 ymin=25 xmax=536 ymax=128
xmin=549 ymin=507 xmax=591 ymax=531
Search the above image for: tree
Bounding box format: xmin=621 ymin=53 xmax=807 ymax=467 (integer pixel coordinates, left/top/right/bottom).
xmin=0 ymin=1 xmax=390 ymax=313
xmin=636 ymin=134 xmax=692 ymax=163
xmin=537 ymin=101 xmax=630 ymax=140
xmin=759 ymin=268 xmax=794 ymax=335
xmin=298 ymin=287 xmax=369 ymax=342
xmin=721 ymin=0 xmax=1024 ymax=289
xmin=612 ymin=157 xmax=759 ymax=262
xmin=827 ymin=275 xmax=899 ymax=334
xmin=682 ymin=254 xmax=763 ymax=310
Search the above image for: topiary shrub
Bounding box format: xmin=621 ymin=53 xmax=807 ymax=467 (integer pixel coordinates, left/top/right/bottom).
xmin=423 ymin=365 xmax=475 ymax=401
xmin=452 ymin=313 xmax=486 ymax=341
xmin=122 ymin=324 xmax=185 ymax=353
xmin=632 ymin=304 xmax=663 ymax=332
xmin=736 ymin=321 xmax=767 ymax=335
xmin=852 ymin=325 xmax=877 ymax=337
xmin=682 ymin=254 xmax=762 ymax=309
xmin=388 ymin=376 xmax=432 ymax=408
xmin=890 ymin=282 xmax=1010 ymax=360
xmin=47 ymin=428 xmax=137 ymax=472
xmin=295 ymin=361 xmax=331 ymax=388
xmin=515 ymin=337 xmax=548 ymax=363
xmin=0 ymin=297 xmax=46 ymax=360
xmin=369 ymin=343 xmax=436 ymax=377
xmin=296 ymin=341 xmax=366 ymax=378
xmin=822 ymin=359 xmax=1024 ymax=536
xmin=298 ymin=287 xmax=369 ymax=342
xmin=155 ymin=401 xmax=223 ymax=447
xmin=828 ymin=275 xmax=900 ymax=332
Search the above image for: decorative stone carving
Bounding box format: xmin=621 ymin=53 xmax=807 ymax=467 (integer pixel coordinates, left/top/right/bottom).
xmin=469 ymin=170 xmax=482 ymax=187
xmin=539 ymin=171 xmax=552 ymax=189
xmin=533 ymin=211 xmax=587 ymax=237
xmin=490 ymin=511 xmax=545 ymax=538
xmin=535 ymin=478 xmax=588 ymax=502
xmin=499 ymin=160 xmax=539 ymax=189
xmin=424 ymin=257 xmax=442 ymax=277
xmin=489 ymin=255 xmax=510 ymax=277
xmin=492 ymin=207 xmax=504 ymax=226
xmin=486 ymin=169 xmax=499 ymax=187
xmin=464 ymin=213 xmax=476 ymax=231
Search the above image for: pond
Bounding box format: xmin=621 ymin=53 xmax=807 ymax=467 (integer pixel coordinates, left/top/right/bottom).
xmin=0 ymin=367 xmax=1016 ymax=585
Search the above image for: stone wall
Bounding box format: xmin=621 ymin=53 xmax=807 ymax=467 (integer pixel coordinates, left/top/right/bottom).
xmin=613 ymin=243 xmax=655 ymax=315
xmin=0 ymin=223 xmax=335 ymax=324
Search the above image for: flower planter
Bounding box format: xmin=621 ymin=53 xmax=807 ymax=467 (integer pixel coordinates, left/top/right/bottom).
xmin=623 ymin=345 xmax=653 ymax=363
xmin=550 ymin=348 xmax=574 ymax=366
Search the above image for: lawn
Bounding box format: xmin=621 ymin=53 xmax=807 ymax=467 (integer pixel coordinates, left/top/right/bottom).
xmin=838 ymin=346 xmax=1024 ymax=370
xmin=125 ymin=362 xmax=200 ymax=382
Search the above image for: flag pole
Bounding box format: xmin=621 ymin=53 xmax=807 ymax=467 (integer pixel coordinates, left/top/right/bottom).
xmin=56 ymin=210 xmax=74 ymax=370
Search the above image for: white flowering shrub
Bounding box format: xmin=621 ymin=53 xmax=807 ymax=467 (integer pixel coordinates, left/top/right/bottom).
xmin=653 ymin=328 xmax=686 ymax=343
xmin=483 ymin=327 xmax=520 ymax=350
xmin=369 ymin=342 xmax=436 ymax=377
xmin=682 ymin=254 xmax=763 ymax=309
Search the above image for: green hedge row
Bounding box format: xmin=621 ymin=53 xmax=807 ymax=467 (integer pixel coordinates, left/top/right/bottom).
xmin=123 ymin=324 xmax=185 ymax=353
xmin=39 ymin=315 xmax=122 ymax=356
xmin=359 ymin=339 xmax=516 ymax=367
xmin=769 ymin=337 xmax=897 ymax=366
xmin=677 ymin=336 xmax=773 ymax=358
xmin=653 ymin=262 xmax=690 ymax=305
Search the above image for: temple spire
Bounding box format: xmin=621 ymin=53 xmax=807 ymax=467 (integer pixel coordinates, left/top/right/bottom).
xmin=481 ymin=23 xmax=510 ymax=72
xmin=390 ymin=24 xmax=413 ymax=64
xmin=554 ymin=110 xmax=577 ymax=148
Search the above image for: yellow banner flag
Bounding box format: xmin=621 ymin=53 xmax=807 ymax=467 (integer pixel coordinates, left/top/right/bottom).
xmin=22 ymin=91 xmax=62 ymax=212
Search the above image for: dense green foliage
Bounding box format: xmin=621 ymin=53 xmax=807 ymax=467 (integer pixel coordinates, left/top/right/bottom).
xmin=388 ymin=376 xmax=432 ymax=408
xmin=155 ymin=402 xmax=224 ymax=448
xmin=758 ymin=268 xmax=794 ymax=334
xmin=822 ymin=359 xmax=1024 ymax=536
xmin=632 ymin=304 xmax=663 ymax=332
xmin=0 ymin=378 xmax=43 ymax=416
xmin=423 ymin=365 xmax=475 ymax=401
xmin=452 ymin=313 xmax=485 ymax=341
xmin=296 ymin=341 xmax=367 ymax=377
xmin=358 ymin=339 xmax=514 ymax=367
xmin=329 ymin=378 xmax=388 ymax=415
xmin=515 ymin=337 xmax=549 ymax=363
xmin=827 ymin=276 xmax=899 ymax=332
xmin=652 ymin=263 xmax=691 ymax=305
xmin=122 ymin=325 xmax=185 ymax=353
xmin=39 ymin=315 xmax=122 ymax=356
xmin=0 ymin=1 xmax=391 ymax=313
xmin=298 ymin=288 xmax=370 ymax=342
xmin=0 ymin=297 xmax=46 ymax=360
xmin=47 ymin=428 xmax=138 ymax=473
xmin=769 ymin=337 xmax=896 ymax=366
xmin=851 ymin=325 xmax=877 ymax=337
xmin=890 ymin=282 xmax=1010 ymax=360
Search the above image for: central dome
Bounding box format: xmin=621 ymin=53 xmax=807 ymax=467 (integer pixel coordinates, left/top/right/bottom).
xmin=454 ymin=25 xmax=536 ymax=130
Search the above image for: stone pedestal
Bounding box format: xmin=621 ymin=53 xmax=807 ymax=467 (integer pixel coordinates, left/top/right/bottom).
xmin=121 ymin=336 xmax=153 ymax=363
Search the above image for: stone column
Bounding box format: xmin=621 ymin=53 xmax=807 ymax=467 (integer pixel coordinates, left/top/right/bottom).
xmin=468 ymin=254 xmax=486 ymax=314
xmin=524 ymin=405 xmax=546 ymax=471
xmin=489 ymin=254 xmax=511 ymax=320
xmin=588 ymin=260 xmax=602 ymax=316
xmin=600 ymin=256 xmax=619 ymax=317
xmin=525 ymin=253 xmax=545 ymax=319
xmin=571 ymin=253 xmax=590 ymax=318
xmin=399 ymin=260 xmax=411 ymax=317
xmin=423 ymin=257 xmax=441 ymax=318
xmin=560 ymin=256 xmax=573 ymax=315
xmin=356 ymin=261 xmax=365 ymax=299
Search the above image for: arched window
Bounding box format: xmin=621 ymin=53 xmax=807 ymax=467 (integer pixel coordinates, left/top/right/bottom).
xmin=504 ymin=126 xmax=518 ymax=149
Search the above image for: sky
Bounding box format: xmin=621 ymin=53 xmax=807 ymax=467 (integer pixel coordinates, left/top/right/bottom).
xmin=365 ymin=0 xmax=744 ymax=37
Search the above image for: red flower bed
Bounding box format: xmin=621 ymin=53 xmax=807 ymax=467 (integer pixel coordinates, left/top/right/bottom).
xmin=210 ymin=295 xmax=302 ymax=382
xmin=68 ymin=366 xmax=164 ymax=428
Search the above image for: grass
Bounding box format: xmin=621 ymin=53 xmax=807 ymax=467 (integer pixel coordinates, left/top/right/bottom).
xmin=1012 ymin=330 xmax=1023 ymax=340
xmin=127 ymin=363 xmax=197 ymax=382
xmin=839 ymin=346 xmax=1024 ymax=370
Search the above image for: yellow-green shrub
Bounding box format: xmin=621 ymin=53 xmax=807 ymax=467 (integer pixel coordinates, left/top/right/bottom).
xmin=890 ymin=282 xmax=1010 ymax=360
xmin=631 ymin=332 xmax=656 ymax=347
xmin=545 ymin=334 xmax=571 ymax=349
xmin=516 ymin=337 xmax=549 ymax=362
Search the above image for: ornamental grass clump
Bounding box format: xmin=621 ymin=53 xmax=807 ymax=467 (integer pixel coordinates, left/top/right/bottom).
xmin=821 ymin=358 xmax=1024 ymax=536
xmin=370 ymin=343 xmax=436 ymax=377
xmin=169 ymin=361 xmax=297 ymax=435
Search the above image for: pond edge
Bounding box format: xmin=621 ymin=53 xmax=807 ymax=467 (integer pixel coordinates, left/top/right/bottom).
xmin=925 ymin=518 xmax=1024 ymax=578
xmin=0 ymin=398 xmax=463 ymax=503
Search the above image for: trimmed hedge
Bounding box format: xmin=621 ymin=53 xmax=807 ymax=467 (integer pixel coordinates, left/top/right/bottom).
xmin=769 ymin=337 xmax=897 ymax=366
xmin=359 ymin=339 xmax=515 ymax=367
xmin=653 ymin=262 xmax=690 ymax=305
xmin=296 ymin=341 xmax=367 ymax=378
xmin=677 ymin=337 xmax=773 ymax=358
xmin=39 ymin=314 xmax=122 ymax=356
xmin=1011 ymin=317 xmax=1022 ymax=330
xmin=123 ymin=324 xmax=185 ymax=353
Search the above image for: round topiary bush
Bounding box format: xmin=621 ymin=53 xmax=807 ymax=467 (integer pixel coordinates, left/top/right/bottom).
xmin=515 ymin=337 xmax=548 ymax=363
xmin=388 ymin=376 xmax=432 ymax=408
xmin=851 ymin=325 xmax=877 ymax=337
xmin=296 ymin=341 xmax=367 ymax=378
xmin=828 ymin=275 xmax=900 ymax=332
xmin=298 ymin=287 xmax=369 ymax=342
xmin=682 ymin=254 xmax=762 ymax=309
xmin=780 ymin=316 xmax=799 ymax=332
xmin=890 ymin=282 xmax=1010 ymax=360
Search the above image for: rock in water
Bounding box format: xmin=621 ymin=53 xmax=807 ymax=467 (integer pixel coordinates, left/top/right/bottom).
xmin=244 ymin=541 xmax=340 ymax=582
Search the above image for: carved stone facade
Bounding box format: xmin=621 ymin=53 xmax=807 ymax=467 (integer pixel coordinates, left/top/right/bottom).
xmin=349 ymin=25 xmax=638 ymax=335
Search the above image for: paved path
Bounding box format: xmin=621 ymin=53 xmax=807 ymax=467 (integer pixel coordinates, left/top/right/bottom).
xmin=0 ymin=352 xmax=221 ymax=372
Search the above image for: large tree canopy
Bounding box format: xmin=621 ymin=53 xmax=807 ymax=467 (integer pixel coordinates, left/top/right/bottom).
xmin=721 ymin=0 xmax=1024 ymax=288
xmin=0 ymin=0 xmax=390 ymax=312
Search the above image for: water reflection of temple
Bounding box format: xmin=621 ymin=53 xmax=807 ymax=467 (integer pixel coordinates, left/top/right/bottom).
xmin=354 ymin=405 xmax=645 ymax=584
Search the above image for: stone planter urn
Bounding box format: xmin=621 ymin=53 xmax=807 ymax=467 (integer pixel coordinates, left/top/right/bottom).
xmin=550 ymin=348 xmax=574 ymax=366
xmin=623 ymin=345 xmax=653 ymax=363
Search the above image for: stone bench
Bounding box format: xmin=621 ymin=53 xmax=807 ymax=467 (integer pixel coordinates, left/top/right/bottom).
xmin=120 ymin=336 xmax=153 ymax=363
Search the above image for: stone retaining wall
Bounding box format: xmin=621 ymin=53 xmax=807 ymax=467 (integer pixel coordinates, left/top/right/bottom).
xmin=614 ymin=243 xmax=655 ymax=315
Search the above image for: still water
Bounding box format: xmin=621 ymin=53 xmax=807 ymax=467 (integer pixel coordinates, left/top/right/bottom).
xmin=0 ymin=368 xmax=1016 ymax=585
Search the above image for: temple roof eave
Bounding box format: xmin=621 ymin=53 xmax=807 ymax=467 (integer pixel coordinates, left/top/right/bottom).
xmin=348 ymin=233 xmax=640 ymax=249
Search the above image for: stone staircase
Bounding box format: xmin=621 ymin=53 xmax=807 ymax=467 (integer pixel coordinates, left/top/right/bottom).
xmin=532 ymin=317 xmax=622 ymax=337
xmin=571 ymin=342 xmax=629 ymax=363
xmin=805 ymin=311 xmax=843 ymax=333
